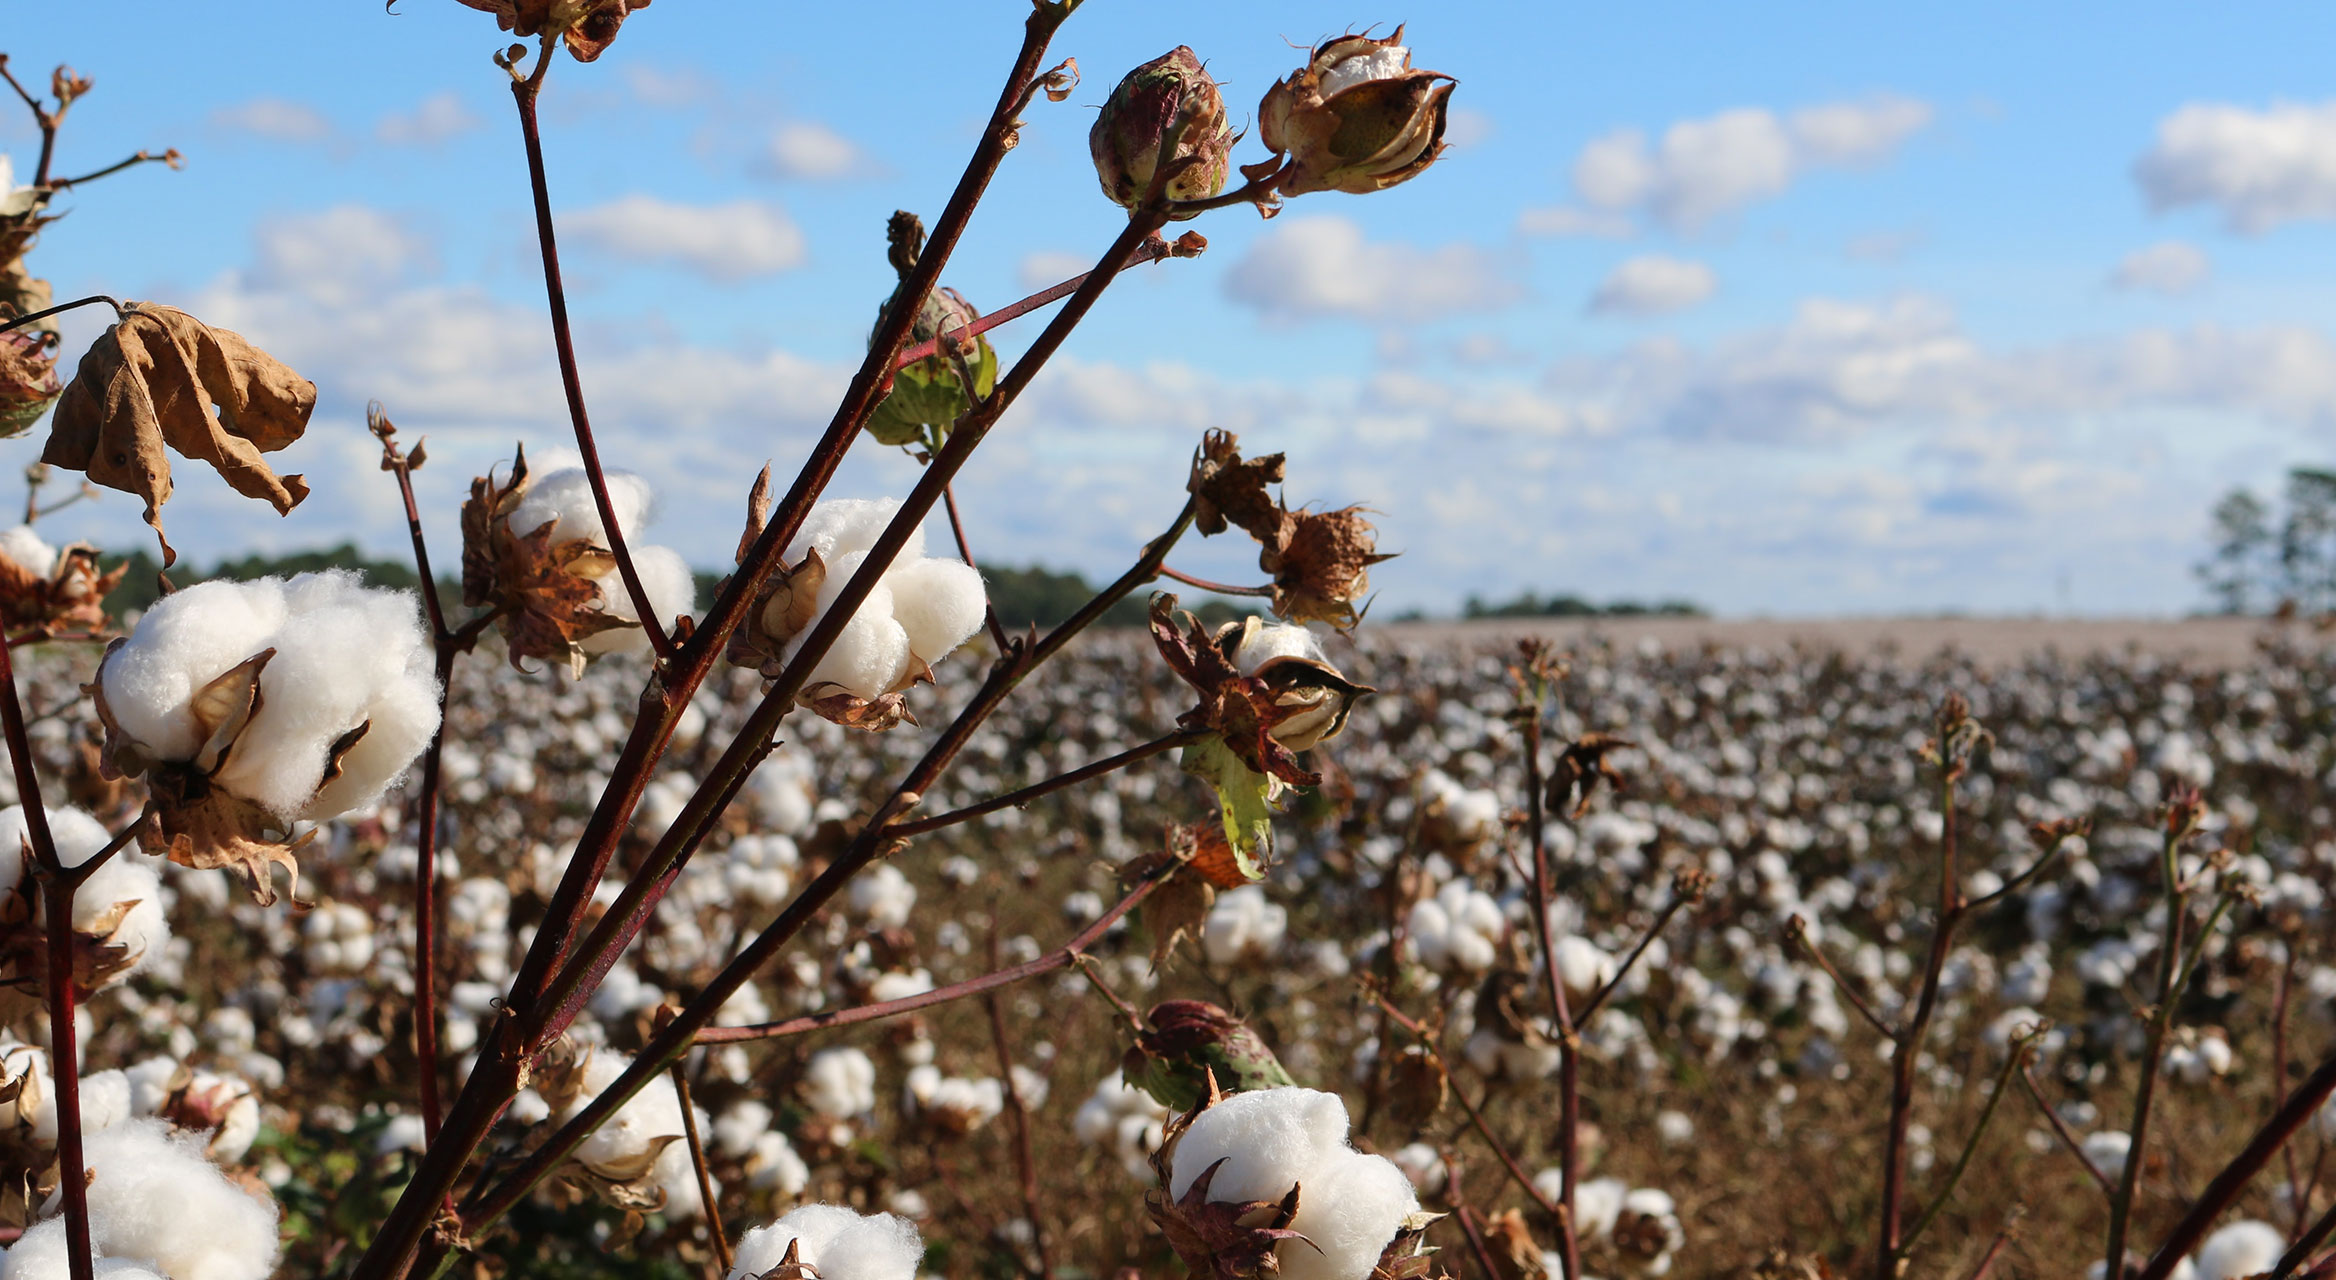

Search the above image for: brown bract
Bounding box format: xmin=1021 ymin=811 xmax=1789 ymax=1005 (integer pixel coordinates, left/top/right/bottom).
xmin=1147 ymin=1158 xmax=1312 ymax=1280
xmin=0 ymin=850 xmax=151 ymax=1021
xmin=1188 ymin=432 xmax=1390 ymax=631
xmin=41 ymin=303 xmax=314 ymax=568
xmin=0 ymin=540 xmax=121 ymax=638
xmin=1189 ymin=429 xmax=1286 ymax=541
xmin=1150 ymin=595 xmax=1317 ymax=789
xmin=462 ymin=447 xmax=632 ymax=677
xmin=1130 ymin=830 xmax=1219 ymax=968
xmin=455 ymin=0 xmax=651 ymax=62
xmin=1259 ymin=28 xmax=1455 ymax=197
xmin=1546 ymin=732 xmax=1634 ymax=819
xmin=89 ymin=645 xmax=339 ymax=906
xmin=0 ymin=329 xmax=61 ymax=441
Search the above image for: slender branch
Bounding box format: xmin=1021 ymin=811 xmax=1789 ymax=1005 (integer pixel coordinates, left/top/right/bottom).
xmin=2108 ymin=822 xmax=2195 ymax=1270
xmin=1902 ymin=1039 xmax=2033 ymax=1251
xmin=2137 ymin=1050 xmax=2336 ymax=1280
xmin=46 ymin=148 xmax=177 ymax=191
xmin=667 ymin=1059 xmax=730 ymax=1275
xmin=508 ymin=68 xmax=672 ymax=661
xmin=886 ymin=728 xmax=1206 ymax=838
xmin=985 ymin=931 xmax=1052 ymax=1280
xmin=1964 ymin=1221 xmax=2020 ymax=1280
xmin=695 ymin=868 xmax=1160 ymax=1045
xmin=1786 ymin=915 xmax=1896 ymax=1038
xmin=887 ymin=235 xmax=1176 ymax=371
xmin=0 ymin=59 xmax=44 ymax=116
xmin=0 ymin=295 xmax=123 ymax=335
xmin=1513 ymin=649 xmax=1580 ymax=1280
xmin=2276 ymin=1200 xmax=2336 ymax=1280
xmin=1572 ymin=887 xmax=1697 ymax=1025
xmin=1158 ymin=566 xmax=1274 ymax=598
xmin=1370 ymin=992 xmax=1558 ymax=1219
xmin=1963 ymin=835 xmax=2074 ymax=912
xmin=1451 ymin=1203 xmax=1503 ymax=1280
xmin=2020 ymin=1064 xmax=2115 ymax=1195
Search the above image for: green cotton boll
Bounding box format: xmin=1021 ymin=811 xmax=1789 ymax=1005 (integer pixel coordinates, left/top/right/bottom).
xmin=864 ymin=340 xmax=997 ymax=450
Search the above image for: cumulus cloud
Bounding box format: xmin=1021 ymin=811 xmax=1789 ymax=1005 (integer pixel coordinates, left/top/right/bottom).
xmin=759 ymin=122 xmax=865 ymax=180
xmin=250 ymin=205 xmax=434 ymax=308
xmin=1017 ymin=250 xmax=1091 ymax=291
xmin=1530 ymin=95 xmax=1933 ymax=233
xmin=2110 ymin=241 xmax=2210 ymax=296
xmin=563 ymin=195 xmax=806 ymax=281
xmin=1589 ymin=255 xmax=1718 ymax=317
xmin=2135 ymin=100 xmax=2336 ymax=233
xmin=376 ymin=92 xmax=480 ymax=146
xmin=625 ymin=64 xmax=718 ymax=109
xmin=209 ymin=97 xmax=333 ymax=143
xmin=1223 ymin=216 xmax=1524 ymax=324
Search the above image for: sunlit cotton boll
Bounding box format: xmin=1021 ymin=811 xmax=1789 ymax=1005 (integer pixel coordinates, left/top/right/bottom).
xmin=850 ymin=864 xmax=917 ymax=929
xmin=1204 ymin=885 xmax=1287 ymax=965
xmin=556 ymin=1048 xmax=713 ymax=1219
xmin=780 ymin=498 xmax=988 ymax=701
xmin=2195 ymin=1221 xmax=2284 ymax=1280
xmin=1407 ymin=879 xmax=1503 ymax=972
xmin=504 ymin=455 xmax=695 ymax=657
xmin=725 ymin=1205 xmax=924 ymax=1280
xmin=2083 ymin=1131 xmax=2132 ymax=1182
xmin=1072 ymin=1071 xmax=1169 ymax=1179
xmin=0 ymin=525 xmax=57 ymax=577
xmin=3 ymin=1117 xmax=279 ymax=1280
xmin=1167 ymin=1087 xmax=1420 ymax=1280
xmin=96 ymin=572 xmax=439 ymax=821
xmin=804 ymin=1047 xmax=878 ymax=1120
xmin=0 ymin=806 xmax=166 ymax=985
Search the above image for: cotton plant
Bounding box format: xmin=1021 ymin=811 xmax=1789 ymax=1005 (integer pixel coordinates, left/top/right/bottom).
xmin=1406 ymin=878 xmax=1504 ymax=973
xmin=0 ymin=804 xmax=167 ymax=1015
xmin=1072 ymin=1070 xmax=1170 ymax=1180
xmin=724 ymin=495 xmax=988 ymax=729
xmin=1202 ymin=884 xmax=1287 ymax=966
xmin=801 ymin=1046 xmax=879 ymax=1146
xmin=1 ymin=1117 xmax=280 ymax=1280
xmin=458 ymin=446 xmax=698 ymax=677
xmin=537 ymin=1044 xmax=712 ymax=1218
xmin=723 ymin=1204 xmax=924 ymax=1280
xmin=0 ymin=523 xmax=121 ymax=637
xmin=89 ymin=571 xmax=440 ymax=903
xmin=1154 ymin=1087 xmax=1425 ymax=1280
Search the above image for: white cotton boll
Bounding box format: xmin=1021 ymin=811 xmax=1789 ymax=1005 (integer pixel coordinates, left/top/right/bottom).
xmin=804 ymin=1047 xmax=878 ymax=1119
xmin=1204 ymin=885 xmax=1287 ymax=966
xmin=1655 ymin=1110 xmax=1696 ymax=1147
xmin=850 ymin=864 xmax=916 ymax=929
xmin=559 ymin=1050 xmax=689 ymax=1186
xmin=884 ymin=558 xmax=986 ymax=667
xmin=785 ymin=498 xmax=925 ymax=568
xmin=93 ymin=578 xmax=292 ymax=763
xmin=505 ymin=462 xmax=655 ymax=547
xmin=748 ymin=1130 xmax=811 ymax=1195
xmin=1073 ymin=1072 xmax=1168 ymax=1179
xmin=0 ymin=526 xmax=57 ymax=577
xmin=2083 ymin=1131 xmax=2132 ymax=1182
xmin=376 ymin=1114 xmax=428 ymax=1156
xmin=73 ymin=856 xmax=166 ymax=980
xmin=1566 ymin=1176 xmax=1628 ymax=1240
xmin=715 ymin=1100 xmax=774 ymax=1159
xmin=2196 ymin=1220 xmax=2285 ymax=1280
xmin=580 ymin=545 xmax=698 ymax=656
xmin=1389 ymin=1143 xmax=1445 ymax=1194
xmin=648 ymin=1133 xmax=712 ymax=1220
xmin=1319 ymin=44 xmax=1409 ymax=98
xmin=793 ymin=552 xmax=912 ymax=700
xmin=1230 ymin=621 xmax=1326 ymax=676
xmin=1 ymin=1221 xmax=165 ymax=1280
xmin=1277 ymin=1151 xmax=1420 ymax=1280
xmin=1554 ymin=936 xmax=1617 ymax=1004
xmin=38 ymin=1117 xmax=280 ymax=1280
xmin=123 ymin=1058 xmax=178 ymax=1116
xmin=76 ymin=1070 xmax=132 ymax=1135
xmin=727 ymin=1204 xmax=925 ymax=1280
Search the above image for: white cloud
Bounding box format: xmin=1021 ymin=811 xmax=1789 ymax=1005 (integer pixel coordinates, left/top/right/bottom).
xmin=209 ymin=98 xmax=332 ymax=143
xmin=1016 ymin=250 xmax=1091 ymax=292
xmin=250 ymin=206 xmax=433 ymax=308
xmin=1515 ymin=205 xmax=1633 ymax=238
xmin=625 ymin=64 xmax=718 ymax=109
xmin=1551 ymin=95 xmax=1933 ymax=232
xmin=376 ymin=92 xmax=480 ymax=146
xmin=1589 ymin=255 xmax=1718 ymax=317
xmin=2135 ymin=100 xmax=2336 ymax=233
xmin=563 ymin=195 xmax=806 ymax=281
xmin=760 ymin=122 xmax=864 ymax=181
xmin=2110 ymin=241 xmax=2211 ymax=296
xmin=1443 ymin=108 xmax=1494 ymax=149
xmin=1222 ymin=216 xmax=1524 ymax=323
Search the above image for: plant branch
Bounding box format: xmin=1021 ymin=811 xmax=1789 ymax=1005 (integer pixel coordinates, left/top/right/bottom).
xmin=985 ymin=930 xmax=1052 ymax=1280
xmin=1902 ymin=1038 xmax=2032 ymax=1251
xmin=1513 ymin=646 xmax=1580 ymax=1280
xmin=2019 ymin=1063 xmax=2115 ymax=1196
xmin=2107 ymin=821 xmax=2196 ymax=1270
xmin=1786 ymin=914 xmax=1897 ymax=1039
xmin=0 ymin=295 xmax=123 ymax=335
xmin=886 ymin=728 xmax=1207 ymax=838
xmin=886 ymin=234 xmax=1179 ymax=372
xmin=1159 ymin=566 xmax=1274 ymax=598
xmin=667 ymin=1057 xmax=730 ymax=1275
xmin=46 ymin=147 xmax=177 ymax=191
xmin=941 ymin=484 xmax=1011 ymax=653
xmin=2137 ymin=1050 xmax=2336 ymax=1280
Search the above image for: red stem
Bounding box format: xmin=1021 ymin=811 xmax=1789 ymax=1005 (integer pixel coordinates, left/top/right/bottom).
xmin=985 ymin=929 xmax=1053 ymax=1280
xmin=1517 ymin=679 xmax=1581 ymax=1280
xmin=1159 ymin=565 xmax=1275 ymax=598
xmin=2138 ymin=1051 xmax=2336 ymax=1279
xmin=885 ymin=241 xmax=1172 ymax=373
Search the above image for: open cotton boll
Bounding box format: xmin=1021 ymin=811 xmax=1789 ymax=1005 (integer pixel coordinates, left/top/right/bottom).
xmin=505 ymin=462 xmax=656 ymax=548
xmin=2196 ymin=1221 xmax=2284 ymax=1280
xmin=580 ymin=545 xmax=698 ymax=656
xmin=789 ymin=551 xmax=911 ymax=700
xmin=0 ymin=804 xmax=109 ymax=895
xmin=91 ymin=578 xmax=292 ymax=763
xmin=1230 ymin=620 xmax=1326 ymax=675
xmin=0 ymin=806 xmax=167 ymax=983
xmin=2 ymin=1221 xmax=167 ymax=1280
xmin=1168 ymin=1088 xmax=1417 ymax=1280
xmin=785 ymin=498 xmax=925 ymax=568
xmin=884 ymin=558 xmax=986 ymax=667
xmin=803 ymin=1047 xmax=878 ymax=1119
xmin=558 ymin=1049 xmax=690 ymax=1184
xmin=20 ymin=1117 xmax=281 ymax=1280
xmin=0 ymin=526 xmax=57 ymax=577
xmin=204 ymin=573 xmax=437 ymax=820
xmin=727 ymin=1204 xmax=924 ymax=1280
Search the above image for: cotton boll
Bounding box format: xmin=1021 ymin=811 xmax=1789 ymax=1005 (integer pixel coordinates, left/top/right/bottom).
xmin=714 ymin=1100 xmax=774 ymax=1159
xmin=804 ymin=1047 xmax=878 ymax=1119
xmin=1204 ymin=886 xmax=1287 ymax=965
xmin=39 ymin=1117 xmax=280 ymax=1280
xmin=850 ymin=865 xmax=916 ymax=929
xmin=1230 ymin=621 xmax=1326 ymax=675
xmin=1 ymin=1220 xmax=165 ymax=1280
xmin=2195 ymin=1220 xmax=2283 ymax=1280
xmin=785 ymin=498 xmax=925 ymax=568
xmin=2083 ymin=1131 xmax=2131 ymax=1182
xmin=884 ymin=558 xmax=986 ymax=667
xmin=76 ymin=1070 xmax=132 ymax=1135
xmin=580 ymin=545 xmax=698 ymax=656
xmin=747 ymin=1130 xmax=811 ymax=1195
xmin=0 ymin=526 xmax=57 ymax=577
xmin=727 ymin=1204 xmax=925 ymax=1280
xmin=1277 ymin=1150 xmax=1420 ymax=1280
xmin=559 ymin=1049 xmax=690 ymax=1186
xmin=87 ymin=578 xmax=291 ymax=763
xmin=505 ymin=463 xmax=655 ymax=548
xmin=792 ymin=552 xmax=912 ymax=700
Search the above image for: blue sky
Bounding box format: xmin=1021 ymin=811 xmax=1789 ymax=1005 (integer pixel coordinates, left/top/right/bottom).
xmin=10 ymin=1 xmax=2336 ymax=616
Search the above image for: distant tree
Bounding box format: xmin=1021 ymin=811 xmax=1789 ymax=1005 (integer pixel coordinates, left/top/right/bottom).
xmin=1462 ymin=590 xmax=1704 ymax=619
xmin=2281 ymin=468 xmax=2336 ymax=613
xmin=2195 ymin=487 xmax=2274 ymax=615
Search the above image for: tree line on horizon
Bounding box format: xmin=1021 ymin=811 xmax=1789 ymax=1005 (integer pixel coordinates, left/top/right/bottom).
xmin=2198 ymin=467 xmax=2336 ymax=615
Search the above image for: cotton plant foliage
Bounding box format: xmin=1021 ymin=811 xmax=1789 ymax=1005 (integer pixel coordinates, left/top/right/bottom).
xmin=1 ymin=1117 xmax=280 ymax=1280
xmin=39 ymin=303 xmax=315 ymax=568
xmin=91 ymin=571 xmax=440 ymax=903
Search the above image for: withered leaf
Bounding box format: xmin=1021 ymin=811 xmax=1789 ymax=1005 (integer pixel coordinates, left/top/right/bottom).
xmin=1189 ymin=429 xmax=1288 ymax=542
xmin=801 ymin=682 xmax=918 ymax=733
xmin=1131 ymin=839 xmax=1216 ymax=971
xmin=136 ymin=791 xmax=310 ymax=909
xmin=43 ymin=304 xmax=314 ymax=567
xmin=455 ymin=0 xmax=651 ymax=62
xmin=0 ymin=329 xmax=60 ymax=441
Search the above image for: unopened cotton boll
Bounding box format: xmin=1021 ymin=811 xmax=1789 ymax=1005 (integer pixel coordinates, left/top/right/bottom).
xmin=97 ymin=572 xmax=439 ymax=822
xmin=1167 ymin=1088 xmax=1420 ymax=1280
xmin=726 ymin=1204 xmax=925 ymax=1280
xmin=2195 ymin=1220 xmax=2284 ymax=1280
xmin=6 ymin=1117 xmax=280 ymax=1280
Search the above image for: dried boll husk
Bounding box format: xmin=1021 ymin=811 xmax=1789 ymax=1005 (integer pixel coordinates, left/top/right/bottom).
xmin=1258 ymin=27 xmax=1456 ymax=198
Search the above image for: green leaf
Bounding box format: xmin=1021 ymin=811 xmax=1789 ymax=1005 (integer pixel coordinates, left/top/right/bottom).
xmin=1181 ymin=736 xmax=1276 ymax=879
